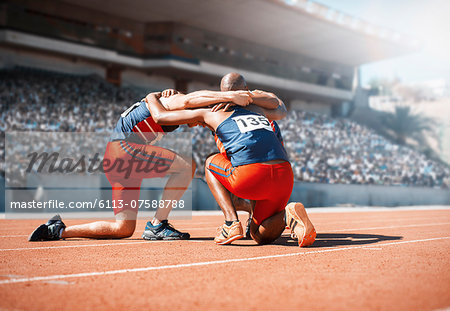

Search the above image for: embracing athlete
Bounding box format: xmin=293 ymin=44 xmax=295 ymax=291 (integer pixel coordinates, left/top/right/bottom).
xmin=29 ymin=89 xmax=252 ymax=241
xmin=145 ymin=76 xmax=316 ymax=246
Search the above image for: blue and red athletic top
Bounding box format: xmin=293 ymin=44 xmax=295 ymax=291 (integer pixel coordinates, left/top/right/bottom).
xmin=112 ymin=100 xmax=176 ymax=144
xmin=214 ymin=107 xmax=288 ymax=166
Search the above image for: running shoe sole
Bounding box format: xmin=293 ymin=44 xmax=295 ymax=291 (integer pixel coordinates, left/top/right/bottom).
xmin=215 ymin=234 xmax=244 ymax=245
xmin=286 ymin=203 xmax=316 ymax=247
xmin=141 ymin=234 xmax=190 ymax=241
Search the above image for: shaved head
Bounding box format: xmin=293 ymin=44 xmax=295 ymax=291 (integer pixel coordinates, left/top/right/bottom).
xmin=220 ymin=72 xmax=248 ymax=91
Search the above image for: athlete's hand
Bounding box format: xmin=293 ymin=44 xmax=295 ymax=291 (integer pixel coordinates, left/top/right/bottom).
xmin=230 ymin=90 xmax=253 ymax=107
xmin=211 ymin=102 xmax=234 ymax=112
xmin=144 ymin=92 xmax=162 ymax=103
xmin=161 ymin=89 xmax=179 ymax=98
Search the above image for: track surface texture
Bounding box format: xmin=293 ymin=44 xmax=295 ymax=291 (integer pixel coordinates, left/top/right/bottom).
xmin=0 ymin=207 xmax=449 ymax=311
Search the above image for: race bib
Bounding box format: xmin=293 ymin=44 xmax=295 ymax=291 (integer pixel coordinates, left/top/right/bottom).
xmin=232 ymin=115 xmax=272 ymax=133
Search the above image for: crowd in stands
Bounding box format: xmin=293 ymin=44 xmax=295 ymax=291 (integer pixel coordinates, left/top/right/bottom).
xmin=279 ymin=111 xmax=449 ymax=187
xmin=188 ymin=114 xmax=450 ymax=188
xmin=0 ymin=68 xmax=138 ymax=184
xmin=1 ymin=68 xmax=449 ymax=188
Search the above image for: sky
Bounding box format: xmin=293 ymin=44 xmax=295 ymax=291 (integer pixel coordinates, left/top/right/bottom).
xmin=315 ymin=0 xmax=450 ymax=86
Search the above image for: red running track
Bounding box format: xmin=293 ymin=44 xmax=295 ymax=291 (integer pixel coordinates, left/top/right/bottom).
xmin=0 ymin=208 xmax=449 ymax=311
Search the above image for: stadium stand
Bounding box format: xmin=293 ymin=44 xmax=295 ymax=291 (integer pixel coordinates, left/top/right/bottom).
xmin=1 ymin=68 xmax=449 ymax=188
xmin=0 ymin=1 xmax=353 ymax=91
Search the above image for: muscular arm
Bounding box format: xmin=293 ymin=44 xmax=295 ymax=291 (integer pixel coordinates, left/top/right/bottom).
xmin=145 ymin=93 xmax=207 ymax=125
xmin=249 ymin=90 xmax=287 ymax=120
xmin=250 ymin=90 xmax=279 ymax=109
xmin=146 ymin=93 xmax=230 ymax=131
xmin=163 ymin=90 xmax=251 ymax=110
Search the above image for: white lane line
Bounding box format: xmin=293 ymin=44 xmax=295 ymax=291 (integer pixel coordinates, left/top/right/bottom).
xmin=328 ymin=222 xmax=450 ymax=232
xmin=1 ymin=220 xmax=447 ymax=238
xmin=0 ymin=240 xmax=207 ymax=251
xmin=0 ymin=221 xmax=444 ymax=238
xmin=306 ymin=206 xmax=450 ymax=213
xmin=1 ymin=222 xmax=449 ymax=250
xmin=0 ymin=241 xmax=150 ymax=251
xmin=0 ymin=235 xmax=28 ymax=238
xmin=43 ymin=280 xmax=72 ymax=285
xmin=0 ymin=275 xmax=25 ymax=279
xmin=177 ymin=227 xmax=217 ymax=231
xmin=0 ymin=236 xmax=448 ymax=285
xmin=186 ymin=222 xmax=450 ymax=233
xmin=317 ymin=216 xmax=450 ymax=226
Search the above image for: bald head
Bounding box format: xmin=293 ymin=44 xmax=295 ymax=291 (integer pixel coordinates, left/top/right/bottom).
xmin=220 ymin=72 xmax=248 ymax=91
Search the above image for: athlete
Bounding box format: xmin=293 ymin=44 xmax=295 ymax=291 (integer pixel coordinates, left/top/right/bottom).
xmin=29 ymin=90 xmax=253 ymax=241
xmin=216 ymin=73 xmax=287 ymax=238
xmin=145 ymin=86 xmax=316 ymax=246
xmin=155 ymin=79 xmax=290 ymax=239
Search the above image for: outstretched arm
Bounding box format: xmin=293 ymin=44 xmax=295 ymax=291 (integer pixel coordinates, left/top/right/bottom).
xmin=145 ymin=92 xmax=207 ymax=125
xmin=250 ymin=90 xmax=287 ymax=120
xmin=250 ymin=90 xmax=280 ymax=109
xmin=163 ymin=90 xmax=252 ymax=110
xmin=212 ymin=90 xmax=287 ymax=120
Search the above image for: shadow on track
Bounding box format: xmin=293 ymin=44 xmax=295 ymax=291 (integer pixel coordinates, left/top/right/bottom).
xmin=272 ymin=232 xmax=403 ymax=248
xmin=55 ymin=234 xmax=401 ymax=247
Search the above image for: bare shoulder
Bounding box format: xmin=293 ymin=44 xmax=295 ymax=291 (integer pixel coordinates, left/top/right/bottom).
xmin=243 ymin=104 xmax=266 ymax=116
xmin=203 ymin=109 xmax=235 ymax=130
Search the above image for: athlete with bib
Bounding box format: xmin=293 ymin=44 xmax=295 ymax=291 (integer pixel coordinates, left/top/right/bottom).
xmin=145 ymin=82 xmax=316 ymax=246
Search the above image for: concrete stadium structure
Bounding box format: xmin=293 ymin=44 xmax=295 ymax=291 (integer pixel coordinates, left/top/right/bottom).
xmin=4 ymin=0 xmax=441 ymax=214
xmin=0 ymin=0 xmax=417 ymax=116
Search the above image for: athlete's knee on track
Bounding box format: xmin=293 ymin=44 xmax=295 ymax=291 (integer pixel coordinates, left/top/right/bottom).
xmin=251 ymin=231 xmax=278 ymax=245
xmin=248 ymin=222 xmax=276 ymax=245
xmin=114 ymin=212 xmax=137 ymax=238
xmin=114 ymin=220 xmax=136 ymax=238
xmin=249 ymin=211 xmax=285 ymax=245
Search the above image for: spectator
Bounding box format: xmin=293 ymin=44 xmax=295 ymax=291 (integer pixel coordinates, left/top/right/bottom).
xmin=1 ymin=67 xmax=449 ymax=189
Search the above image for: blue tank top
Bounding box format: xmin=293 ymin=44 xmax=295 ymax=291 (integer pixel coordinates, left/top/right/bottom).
xmin=215 ymin=107 xmax=289 ymax=166
xmin=112 ymin=100 xmax=176 ymax=144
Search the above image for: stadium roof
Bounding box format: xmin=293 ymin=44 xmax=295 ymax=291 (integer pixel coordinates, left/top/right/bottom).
xmin=60 ymin=0 xmax=418 ymax=66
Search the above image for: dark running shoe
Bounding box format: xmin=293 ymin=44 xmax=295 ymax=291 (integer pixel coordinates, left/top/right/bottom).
xmin=28 ymin=215 xmax=66 ymax=242
xmin=142 ymin=220 xmax=190 ymax=240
